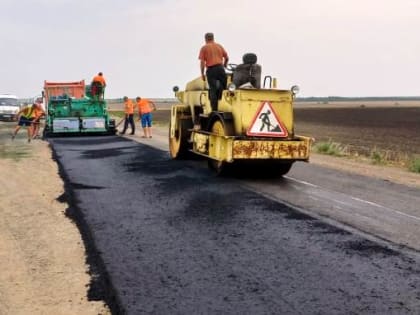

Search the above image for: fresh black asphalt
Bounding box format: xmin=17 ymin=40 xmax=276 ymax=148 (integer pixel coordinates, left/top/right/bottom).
xmin=49 ymin=136 xmax=420 ymax=315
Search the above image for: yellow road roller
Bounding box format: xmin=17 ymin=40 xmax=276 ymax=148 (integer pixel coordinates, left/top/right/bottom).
xmin=169 ymin=53 xmax=313 ymax=176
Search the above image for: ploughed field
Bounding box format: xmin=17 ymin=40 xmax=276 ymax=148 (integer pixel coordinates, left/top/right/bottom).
xmin=148 ymin=102 xmax=420 ymax=165
xmin=294 ymin=106 xmax=420 ymax=163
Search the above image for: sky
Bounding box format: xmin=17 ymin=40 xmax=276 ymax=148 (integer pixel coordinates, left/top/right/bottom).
xmin=1 ymin=0 xmax=419 ymax=99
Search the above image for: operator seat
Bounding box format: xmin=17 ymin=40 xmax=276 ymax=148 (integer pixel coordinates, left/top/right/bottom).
xmin=232 ymin=53 xmax=262 ymax=89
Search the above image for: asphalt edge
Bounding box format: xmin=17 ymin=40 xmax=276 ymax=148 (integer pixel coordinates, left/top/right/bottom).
xmin=49 ymin=142 xmax=125 ymax=315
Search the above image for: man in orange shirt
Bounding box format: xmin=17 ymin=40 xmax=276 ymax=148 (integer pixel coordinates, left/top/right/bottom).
xmin=31 ymin=99 xmax=45 ymax=139
xmin=136 ymin=96 xmax=156 ymax=138
xmin=198 ymin=32 xmax=229 ymax=111
xmin=91 ymin=72 xmax=106 ymax=100
xmin=120 ymin=96 xmax=135 ymax=135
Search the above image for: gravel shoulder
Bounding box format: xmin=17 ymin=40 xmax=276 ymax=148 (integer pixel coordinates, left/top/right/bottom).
xmin=309 ymin=153 xmax=420 ymax=189
xmin=0 ymin=124 xmax=110 ymax=315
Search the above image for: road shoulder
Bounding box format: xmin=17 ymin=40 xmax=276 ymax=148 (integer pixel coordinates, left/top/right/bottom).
xmin=0 ymin=135 xmax=110 ymax=315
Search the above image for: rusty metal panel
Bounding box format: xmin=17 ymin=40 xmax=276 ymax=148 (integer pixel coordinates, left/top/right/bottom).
xmin=232 ymin=137 xmax=311 ymax=160
xmin=192 ymin=131 xmax=311 ymax=162
xmin=208 ymin=133 xmax=234 ymax=162
xmin=192 ymin=131 xmax=235 ymax=162
xmin=192 ymin=132 xmax=209 ymax=155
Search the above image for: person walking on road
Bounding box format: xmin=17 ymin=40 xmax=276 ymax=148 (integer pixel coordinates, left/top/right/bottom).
xmin=120 ymin=96 xmax=135 ymax=135
xmin=11 ymin=103 xmax=36 ymax=142
xmin=136 ymin=96 xmax=156 ymax=138
xmin=198 ymin=32 xmax=229 ymax=111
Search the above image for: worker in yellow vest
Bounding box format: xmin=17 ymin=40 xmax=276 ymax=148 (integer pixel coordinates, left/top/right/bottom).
xmin=12 ymin=103 xmax=36 ymax=142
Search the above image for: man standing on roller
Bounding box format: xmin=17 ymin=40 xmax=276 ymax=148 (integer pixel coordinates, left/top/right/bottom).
xmin=198 ymin=32 xmax=229 ymax=111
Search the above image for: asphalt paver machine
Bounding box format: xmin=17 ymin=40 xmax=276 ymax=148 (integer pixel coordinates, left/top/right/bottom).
xmin=43 ymin=80 xmax=116 ymax=136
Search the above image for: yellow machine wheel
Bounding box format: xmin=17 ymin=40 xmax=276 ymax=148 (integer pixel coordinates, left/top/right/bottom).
xmin=207 ymin=118 xmax=233 ymax=175
xmin=169 ymin=119 xmax=191 ymax=159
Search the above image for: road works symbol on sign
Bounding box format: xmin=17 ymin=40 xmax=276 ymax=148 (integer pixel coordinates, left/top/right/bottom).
xmin=247 ymin=101 xmax=289 ymax=137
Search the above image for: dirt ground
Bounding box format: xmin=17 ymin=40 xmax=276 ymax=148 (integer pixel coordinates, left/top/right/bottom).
xmin=0 ymin=123 xmax=110 ymax=315
xmin=0 ymin=101 xmax=419 ymax=314
xmin=294 ymin=106 xmax=420 ymax=164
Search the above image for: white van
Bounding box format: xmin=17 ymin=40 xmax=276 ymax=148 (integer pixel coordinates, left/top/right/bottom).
xmin=0 ymin=94 xmax=20 ymax=121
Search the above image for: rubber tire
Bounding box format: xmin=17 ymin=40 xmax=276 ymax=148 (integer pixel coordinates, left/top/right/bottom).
xmin=272 ymin=162 xmax=293 ymax=176
xmin=228 ymin=161 xmax=293 ymax=179
xmin=42 ymin=125 xmax=50 ymax=139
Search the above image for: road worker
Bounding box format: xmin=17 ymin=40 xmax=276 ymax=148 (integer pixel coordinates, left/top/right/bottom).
xmin=136 ymin=96 xmax=156 ymax=138
xmin=120 ymin=96 xmax=135 ymax=135
xmin=12 ymin=103 xmax=36 ymax=142
xmin=31 ymin=99 xmax=45 ymax=139
xmin=198 ymin=32 xmax=229 ymax=111
xmin=91 ymin=72 xmax=106 ymax=100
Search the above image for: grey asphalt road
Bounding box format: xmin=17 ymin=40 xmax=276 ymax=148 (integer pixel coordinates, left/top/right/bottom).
xmin=49 ymin=135 xmax=420 ymax=315
xmin=150 ymin=127 xmax=420 ymax=252
xmin=245 ymin=165 xmax=420 ymax=251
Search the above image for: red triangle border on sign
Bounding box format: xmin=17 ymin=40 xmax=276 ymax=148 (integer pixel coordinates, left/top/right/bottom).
xmin=246 ymin=101 xmax=289 ymax=137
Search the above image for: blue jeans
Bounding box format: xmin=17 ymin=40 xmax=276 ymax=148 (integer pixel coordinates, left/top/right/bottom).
xmin=141 ymin=112 xmax=152 ymax=128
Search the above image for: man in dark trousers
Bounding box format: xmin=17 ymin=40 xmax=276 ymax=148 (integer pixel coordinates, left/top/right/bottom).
xmin=120 ymin=96 xmax=135 ymax=135
xmin=198 ymin=32 xmax=229 ymax=111
xmin=91 ymin=72 xmax=106 ymax=100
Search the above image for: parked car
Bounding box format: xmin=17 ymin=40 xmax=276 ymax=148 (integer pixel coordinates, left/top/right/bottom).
xmin=0 ymin=94 xmax=20 ymax=121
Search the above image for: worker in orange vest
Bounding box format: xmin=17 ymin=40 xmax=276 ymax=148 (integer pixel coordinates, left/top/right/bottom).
xmin=31 ymin=99 xmax=45 ymax=139
xmin=91 ymin=72 xmax=106 ymax=100
xmin=136 ymin=96 xmax=156 ymax=138
xmin=120 ymin=96 xmax=135 ymax=135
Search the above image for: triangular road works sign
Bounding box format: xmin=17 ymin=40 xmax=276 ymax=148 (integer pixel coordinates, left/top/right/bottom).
xmin=247 ymin=101 xmax=289 ymax=137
